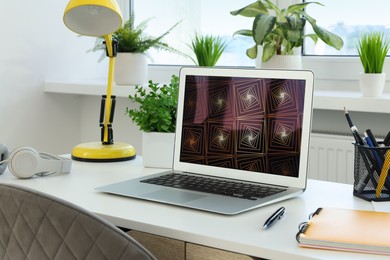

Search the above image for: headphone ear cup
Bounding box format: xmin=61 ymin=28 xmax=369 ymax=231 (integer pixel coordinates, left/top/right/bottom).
xmin=0 ymin=144 xmax=9 ymax=175
xmin=8 ymin=147 xmax=40 ymax=179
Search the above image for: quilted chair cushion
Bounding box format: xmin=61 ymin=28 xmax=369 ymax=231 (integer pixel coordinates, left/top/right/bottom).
xmin=0 ymin=184 xmax=156 ymax=260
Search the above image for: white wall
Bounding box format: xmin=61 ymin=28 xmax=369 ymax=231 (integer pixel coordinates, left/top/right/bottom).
xmin=0 ymin=1 xmax=112 ymax=154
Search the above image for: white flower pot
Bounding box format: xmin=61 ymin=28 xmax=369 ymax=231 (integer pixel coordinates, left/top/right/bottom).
xmin=258 ymin=55 xmax=302 ymax=69
xmin=359 ymin=73 xmax=386 ymax=97
xmin=114 ymin=53 xmax=148 ymax=85
xmin=256 ymin=45 xmax=302 ymax=69
xmin=142 ymin=132 xmax=175 ymax=169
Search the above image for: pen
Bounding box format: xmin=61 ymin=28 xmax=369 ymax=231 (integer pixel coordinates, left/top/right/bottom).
xmin=262 ymin=206 xmax=285 ymax=230
xmin=384 ymin=131 xmax=390 ymax=146
xmin=366 ymin=129 xmax=380 ymax=148
xmin=363 ymin=132 xmax=390 ymax=191
xmin=364 ymin=132 xmax=383 ymax=167
xmin=344 ymin=107 xmax=364 ymax=145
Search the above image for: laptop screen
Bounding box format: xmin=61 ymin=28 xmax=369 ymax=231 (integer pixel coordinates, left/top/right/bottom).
xmin=174 ymin=68 xmax=314 ymax=188
xmin=180 ymin=75 xmax=305 ymax=178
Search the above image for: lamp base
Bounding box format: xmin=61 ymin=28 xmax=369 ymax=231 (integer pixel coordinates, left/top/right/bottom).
xmin=71 ymin=142 xmax=136 ymax=162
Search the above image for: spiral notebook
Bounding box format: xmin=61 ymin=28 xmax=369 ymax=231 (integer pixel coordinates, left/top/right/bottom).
xmin=296 ymin=207 xmax=390 ymax=255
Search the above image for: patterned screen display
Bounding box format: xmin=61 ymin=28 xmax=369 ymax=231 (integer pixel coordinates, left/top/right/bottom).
xmin=179 ymin=76 xmax=306 ymax=178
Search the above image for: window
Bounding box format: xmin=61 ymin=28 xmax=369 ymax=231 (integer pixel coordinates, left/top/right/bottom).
xmin=303 ymin=0 xmax=390 ymax=55
xmin=132 ymin=0 xmax=390 ymax=62
xmin=132 ymin=0 xmax=255 ymax=66
xmin=130 ymin=0 xmax=390 ymax=88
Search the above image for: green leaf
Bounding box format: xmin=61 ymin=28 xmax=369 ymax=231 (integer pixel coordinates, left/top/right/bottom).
xmin=286 ymin=16 xmax=305 ymax=31
xmin=253 ymin=13 xmax=276 ymax=45
xmin=230 ymin=1 xmax=268 ymax=17
xmin=262 ymin=42 xmax=276 ymax=62
xmin=305 ymin=34 xmax=319 ymax=44
xmin=285 ymin=29 xmax=302 ymax=45
xmin=301 ymin=12 xmax=343 ymax=50
xmin=246 ymin=45 xmax=258 ymax=59
xmin=233 ymin=29 xmax=253 ymax=38
xmin=312 ymin=25 xmax=343 ymax=50
xmin=286 ymin=2 xmax=323 ymax=15
xmin=263 ymin=0 xmax=281 ymax=16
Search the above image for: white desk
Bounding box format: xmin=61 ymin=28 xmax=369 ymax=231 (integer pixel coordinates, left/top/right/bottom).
xmin=0 ymin=157 xmax=388 ymax=260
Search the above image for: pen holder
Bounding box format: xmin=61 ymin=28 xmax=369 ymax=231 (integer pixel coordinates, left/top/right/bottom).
xmin=353 ymin=143 xmax=390 ymax=201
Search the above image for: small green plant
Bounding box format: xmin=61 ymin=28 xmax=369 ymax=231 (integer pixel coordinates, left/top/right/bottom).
xmin=126 ymin=75 xmax=179 ymax=132
xmin=230 ymin=0 xmax=344 ymax=62
xmin=91 ymin=14 xmax=182 ymax=60
xmin=357 ymin=32 xmax=389 ymax=73
xmin=189 ymin=34 xmax=228 ymax=66
xmin=113 ymin=15 xmax=180 ymax=54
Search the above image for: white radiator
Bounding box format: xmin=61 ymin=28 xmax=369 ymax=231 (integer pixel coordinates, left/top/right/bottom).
xmin=308 ymin=133 xmax=355 ymax=184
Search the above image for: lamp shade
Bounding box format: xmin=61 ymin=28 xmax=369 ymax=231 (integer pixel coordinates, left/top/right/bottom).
xmin=63 ymin=0 xmax=122 ymax=36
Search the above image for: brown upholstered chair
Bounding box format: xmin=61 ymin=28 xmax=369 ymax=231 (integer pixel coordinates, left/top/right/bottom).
xmin=0 ymin=183 xmax=156 ymax=260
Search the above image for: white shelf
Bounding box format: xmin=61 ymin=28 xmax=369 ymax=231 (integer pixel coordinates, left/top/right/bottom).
xmin=44 ymin=80 xmax=137 ymax=98
xmin=44 ymin=80 xmax=390 ymax=114
xmin=314 ymin=90 xmax=390 ymax=113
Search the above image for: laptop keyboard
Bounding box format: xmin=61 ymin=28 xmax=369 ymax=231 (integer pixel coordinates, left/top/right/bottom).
xmin=141 ymin=173 xmax=287 ymax=201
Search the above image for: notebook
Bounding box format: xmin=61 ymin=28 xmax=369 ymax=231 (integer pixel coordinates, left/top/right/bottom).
xmin=96 ymin=67 xmax=314 ymax=215
xmin=296 ymin=207 xmax=390 ymax=255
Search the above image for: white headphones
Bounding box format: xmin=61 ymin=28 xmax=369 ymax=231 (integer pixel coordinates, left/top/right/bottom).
xmin=0 ymin=145 xmax=71 ymax=179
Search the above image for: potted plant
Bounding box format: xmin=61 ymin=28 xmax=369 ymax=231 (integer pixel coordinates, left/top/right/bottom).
xmin=188 ymin=34 xmax=228 ymax=66
xmin=92 ymin=14 xmax=182 ymax=85
xmin=126 ymin=75 xmax=179 ymax=168
xmin=357 ymin=31 xmax=389 ymax=97
xmin=230 ymin=0 xmax=344 ymax=68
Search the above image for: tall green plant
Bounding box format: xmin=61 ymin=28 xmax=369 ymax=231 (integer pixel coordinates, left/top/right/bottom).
xmin=189 ymin=34 xmax=227 ymax=66
xmin=126 ymin=75 xmax=179 ymax=133
xmin=230 ymin=0 xmax=344 ymax=62
xmin=357 ymin=32 xmax=389 ymax=74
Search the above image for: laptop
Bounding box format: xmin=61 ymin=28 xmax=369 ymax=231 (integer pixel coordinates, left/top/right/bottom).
xmin=96 ymin=67 xmax=314 ymax=215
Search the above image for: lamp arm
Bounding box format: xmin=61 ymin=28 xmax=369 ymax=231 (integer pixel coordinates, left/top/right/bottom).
xmin=100 ymin=34 xmax=118 ymax=145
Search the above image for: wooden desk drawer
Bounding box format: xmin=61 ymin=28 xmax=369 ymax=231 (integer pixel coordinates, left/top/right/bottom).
xmin=128 ymin=230 xmax=259 ymax=260
xmin=128 ymin=230 xmax=185 ymax=260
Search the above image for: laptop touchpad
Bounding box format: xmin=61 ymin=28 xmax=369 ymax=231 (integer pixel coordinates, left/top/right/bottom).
xmin=144 ymin=189 xmax=206 ymax=203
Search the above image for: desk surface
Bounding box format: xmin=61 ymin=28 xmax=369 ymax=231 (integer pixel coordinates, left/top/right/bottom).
xmin=1 ymin=157 xmax=388 ymax=260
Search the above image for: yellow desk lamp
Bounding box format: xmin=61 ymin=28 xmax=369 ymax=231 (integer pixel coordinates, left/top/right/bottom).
xmin=63 ymin=0 xmax=136 ymax=162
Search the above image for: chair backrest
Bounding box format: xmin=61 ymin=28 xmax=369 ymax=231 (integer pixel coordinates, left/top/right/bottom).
xmin=0 ymin=183 xmax=156 ymax=260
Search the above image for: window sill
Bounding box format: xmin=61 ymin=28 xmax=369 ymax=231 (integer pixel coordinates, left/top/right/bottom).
xmin=314 ymin=90 xmax=390 ymax=113
xmin=44 ymin=80 xmax=138 ymax=98
xmin=44 ymin=80 xmax=390 ymax=114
